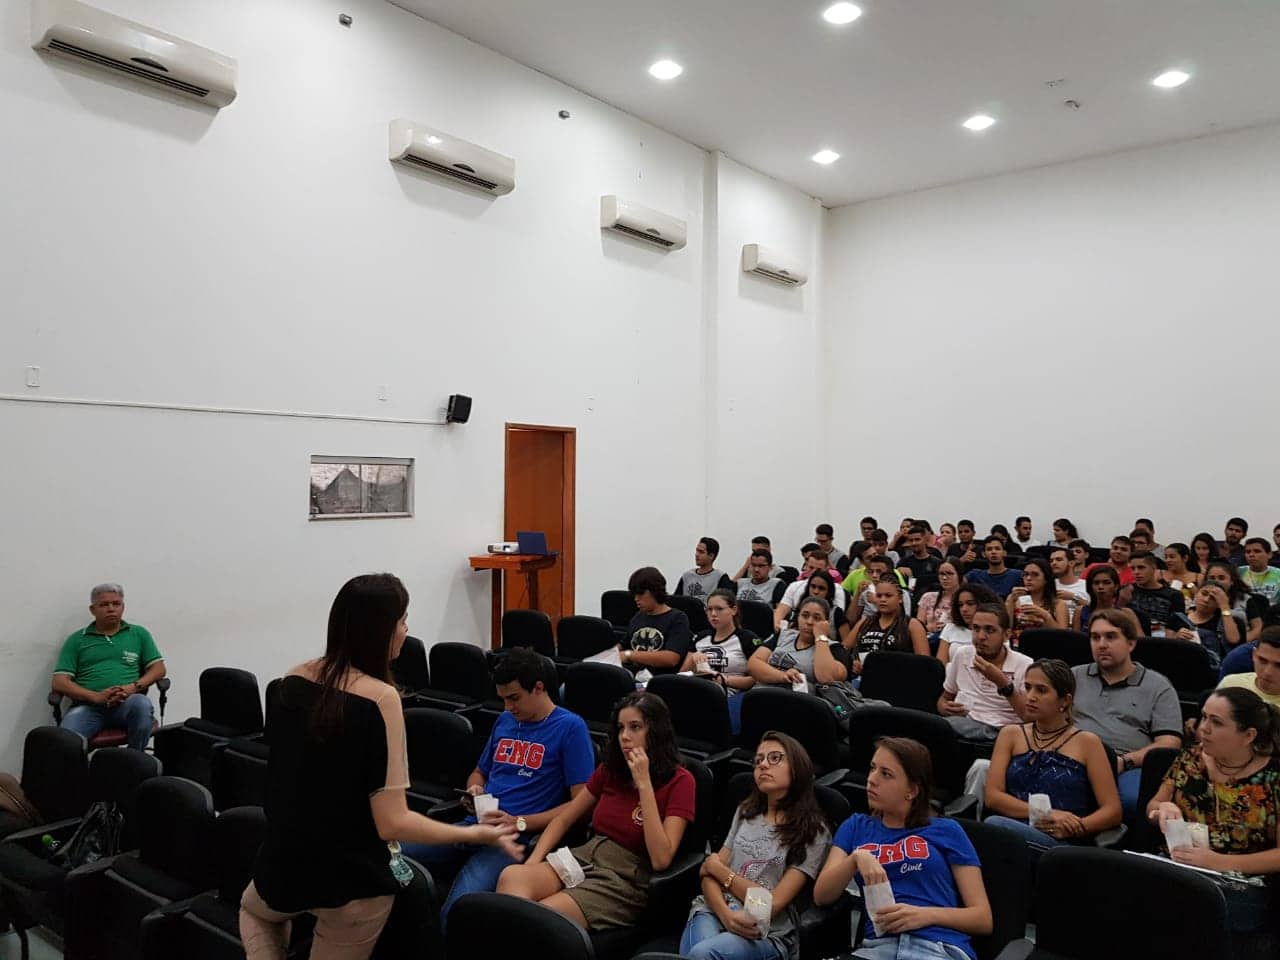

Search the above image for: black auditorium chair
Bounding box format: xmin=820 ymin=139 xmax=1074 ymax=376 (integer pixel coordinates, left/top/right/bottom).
xmin=0 ymin=747 xmax=160 ymax=959
xmin=391 ymin=635 xmax=431 ymax=693
xmin=0 ymin=727 xmax=89 ymax=840
xmin=403 ymin=642 xmax=491 ymax=713
xmin=153 ymin=667 xmax=263 ymax=787
xmin=556 ymin=614 xmax=617 ymax=661
xmin=563 ymin=662 xmax=635 ymax=752
xmin=1017 ymin=628 xmax=1094 ymax=667
xmin=1025 ymin=546 xmax=1051 ymax=561
xmin=64 ymin=776 xmax=217 ymax=960
xmin=501 ymin=609 xmax=556 ymax=657
xmin=666 ymin=594 xmax=709 ymax=633
xmin=737 ymin=598 xmax=775 ymax=641
xmin=841 ymin=706 xmax=977 ymax=817
xmin=48 ymin=677 xmax=172 ymax=751
xmin=778 ymin=565 xmax=800 ymax=585
xmin=645 ymin=674 xmax=734 ymax=767
xmin=1133 ymin=637 xmax=1218 ymax=699
xmin=857 ymin=651 xmax=945 ymax=714
xmin=449 ymin=893 xmax=594 ymax=960
xmin=209 ymin=738 xmax=270 ymax=810
xmin=1125 ymin=746 xmax=1181 ymax=854
xmin=404 ymin=707 xmax=476 ymax=820
xmin=734 ymin=688 xmax=847 ymax=783
xmin=1088 ymin=547 xmax=1112 ymax=564
xmin=993 ymin=846 xmax=1230 ymax=960
xmin=600 ymin=590 xmax=635 ymax=639
xmin=957 ymin=818 xmax=1034 ymax=959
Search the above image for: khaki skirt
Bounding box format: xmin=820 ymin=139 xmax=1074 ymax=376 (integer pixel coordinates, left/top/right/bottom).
xmin=563 ymin=835 xmax=651 ymax=929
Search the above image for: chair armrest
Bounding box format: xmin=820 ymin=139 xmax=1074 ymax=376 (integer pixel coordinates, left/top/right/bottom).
xmin=2 ymin=817 xmax=84 ymax=852
xmin=700 ymin=747 xmax=738 ymax=768
xmin=815 ymin=768 xmax=850 ymax=788
xmin=993 ymin=939 xmax=1036 ymax=960
xmin=644 ymin=849 xmax=704 ymax=929
xmin=942 ymin=794 xmax=980 ymax=820
xmin=48 ymin=691 xmax=62 ymax=707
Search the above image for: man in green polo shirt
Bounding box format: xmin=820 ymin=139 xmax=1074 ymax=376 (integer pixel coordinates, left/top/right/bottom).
xmin=53 ymin=583 xmax=166 ymax=750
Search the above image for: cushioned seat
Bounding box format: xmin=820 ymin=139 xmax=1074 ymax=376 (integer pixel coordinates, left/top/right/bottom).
xmin=0 ymin=843 xmax=66 ymax=893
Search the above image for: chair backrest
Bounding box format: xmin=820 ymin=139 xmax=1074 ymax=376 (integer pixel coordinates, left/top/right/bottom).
xmin=846 ymin=705 xmax=966 ymax=792
xmin=211 ymin=805 xmax=267 ymax=903
xmin=738 ymin=687 xmax=841 ymax=774
xmin=676 ymin=757 xmax=715 ymax=854
xmin=857 ymin=652 xmax=944 ymax=714
xmin=371 ymin=855 xmax=440 ymax=958
xmin=199 ymin=667 xmax=264 ymax=735
xmin=1033 ymin=846 xmax=1230 ymax=960
xmin=778 ymin=566 xmax=800 ymax=585
xmin=136 ymin=776 xmax=217 ymax=888
xmin=1133 ymin=638 xmax=1218 ymax=694
xmin=428 ymin=642 xmax=492 ymax=702
xmin=501 ymin=609 xmax=556 ymax=657
xmin=600 ymin=590 xmax=635 ymax=629
xmin=815 ymin=784 xmax=851 ymax=835
xmin=448 ymin=893 xmax=594 ymax=960
xmin=956 ymin=818 xmax=1033 ymax=960
xmin=1017 ymin=628 xmax=1094 ymax=667
xmin=404 ymin=708 xmax=475 ymax=789
xmin=210 ymin=738 xmax=270 ymax=810
xmin=563 ymin=662 xmax=635 ymax=725
xmin=666 ymin=594 xmax=709 ymax=634
xmin=714 ymin=772 xmax=849 ymax=862
xmin=392 ymin=635 xmax=431 ymax=693
xmin=555 ymin=615 xmax=616 ymax=661
xmin=22 ymin=725 xmax=91 ymax=823
xmin=736 ymin=599 xmax=774 ymax=641
xmin=1129 ymin=746 xmax=1182 ymax=852
xmin=646 ymin=674 xmax=732 ymax=752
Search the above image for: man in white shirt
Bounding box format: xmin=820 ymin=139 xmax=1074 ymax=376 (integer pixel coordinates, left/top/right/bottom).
xmin=1013 ymin=516 xmax=1041 ymax=550
xmin=1049 ymin=545 xmax=1088 ymax=624
xmin=938 ymin=604 xmax=1032 ymax=741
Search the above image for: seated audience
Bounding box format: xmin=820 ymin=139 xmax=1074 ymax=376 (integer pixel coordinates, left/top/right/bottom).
xmin=896 ymin=524 xmax=943 ymax=598
xmin=53 ymin=582 xmax=166 ymax=751
xmin=965 ymin=536 xmax=1024 ymax=599
xmin=947 ymin=519 xmax=980 ymax=566
xmin=1050 ymin=518 xmax=1079 ymax=547
xmin=497 ymin=692 xmax=695 ymax=931
xmin=1083 ymin=536 xmax=1136 ymax=587
xmin=1273 ymin=523 xmax=1280 ymax=559
xmin=675 ymin=537 xmax=734 ymax=604
xmin=869 ymin=528 xmax=900 ymax=566
xmin=936 ymin=522 xmax=958 ymax=557
xmin=1071 ymin=608 xmax=1181 ymax=815
xmin=1126 ymin=551 xmax=1186 ymax=636
xmin=1240 ymin=537 xmax=1280 ymax=606
xmin=841 ymin=539 xmax=872 ymax=581
xmin=916 ymin=560 xmax=961 ymax=651
xmin=988 ymin=523 xmax=1024 ymax=556
xmin=1191 ymin=531 xmax=1218 ymax=580
xmin=734 ymin=536 xmax=783 ymax=581
xmin=402 ymin=648 xmax=593 ymax=924
xmin=849 ymin=556 xmax=912 ymax=621
xmin=1133 ymin=517 xmax=1161 ymax=553
xmin=1162 ymin=542 xmax=1201 ymax=595
xmin=1006 ymin=557 xmax=1069 ymax=641
xmin=983 ymin=659 xmax=1122 ymax=847
xmin=936 ymin=584 xmax=999 ymax=665
xmin=777 ymin=571 xmax=851 ymax=644
xmin=815 ymin=523 xmax=847 ymax=571
xmin=776 ymin=555 xmax=846 ymax=631
xmin=814 ymin=738 xmax=992 ymax=960
xmin=1013 ymin=515 xmax=1040 ymax=550
xmin=683 ymin=589 xmax=763 ymax=734
xmin=888 ymin=517 xmax=915 ymax=557
xmin=682 ymin=732 xmax=830 ymax=960
xmin=621 ymin=566 xmax=693 ymax=674
xmin=1072 ymin=565 xmax=1122 ymax=634
xmin=1048 ymin=545 xmax=1088 ymax=625
xmin=847 ymin=579 xmax=929 ymax=676
xmin=1220 ymin=640 xmax=1260 ymax=681
xmin=1216 ymin=627 xmax=1280 ymax=708
xmin=1172 ymin=562 xmax=1246 ymax=666
xmin=738 ymin=549 xmax=788 ymax=607
xmin=859 ymin=516 xmax=879 ymax=541
xmin=1149 ymin=688 xmax=1280 ymax=957
xmin=1218 ymin=517 xmax=1249 ymax=567
xmin=241 ymin=574 xmax=521 ymax=957
xmin=748 ymin=597 xmax=848 ymax=694
xmin=1068 ymin=538 xmax=1092 ymax=578
xmin=1128 ymin=527 xmax=1156 ymax=556
xmin=937 ymin=604 xmax=1032 ymax=742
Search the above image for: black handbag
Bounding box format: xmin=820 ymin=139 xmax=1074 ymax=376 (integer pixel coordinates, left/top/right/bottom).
xmin=51 ymin=801 xmax=123 ymax=869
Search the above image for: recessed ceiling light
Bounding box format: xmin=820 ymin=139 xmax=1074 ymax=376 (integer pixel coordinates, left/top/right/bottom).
xmin=962 ymin=114 xmax=996 ymax=131
xmin=648 ymin=59 xmax=683 ymax=80
xmin=1152 ymin=69 xmax=1190 ymax=89
xmin=822 ymin=3 xmax=862 ymax=25
xmin=811 ymin=149 xmax=840 ymax=165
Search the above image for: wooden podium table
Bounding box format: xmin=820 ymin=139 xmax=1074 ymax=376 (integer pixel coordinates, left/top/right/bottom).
xmin=468 ymin=553 xmax=558 ymax=649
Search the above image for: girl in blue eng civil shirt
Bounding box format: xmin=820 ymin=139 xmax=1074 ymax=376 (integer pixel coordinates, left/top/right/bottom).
xmin=814 ymin=737 xmax=992 ymax=960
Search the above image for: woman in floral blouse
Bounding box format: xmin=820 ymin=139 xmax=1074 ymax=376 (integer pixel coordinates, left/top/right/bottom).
xmin=1148 ymin=687 xmax=1280 ymax=959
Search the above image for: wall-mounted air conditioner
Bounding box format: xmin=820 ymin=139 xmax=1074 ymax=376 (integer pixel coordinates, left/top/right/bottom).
xmin=31 ymin=0 xmax=237 ymax=107
xmin=388 ymin=119 xmax=515 ymax=196
xmin=600 ymin=196 xmax=687 ymax=251
xmin=741 ymin=243 xmax=808 ymax=286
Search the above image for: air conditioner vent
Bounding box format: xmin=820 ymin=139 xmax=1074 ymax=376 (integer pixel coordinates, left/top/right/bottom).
xmin=388 ymin=119 xmax=515 ymax=196
xmin=48 ymin=39 xmax=211 ymax=97
xmin=741 ymin=243 xmax=808 ymax=286
xmin=599 ymin=195 xmax=687 ymax=251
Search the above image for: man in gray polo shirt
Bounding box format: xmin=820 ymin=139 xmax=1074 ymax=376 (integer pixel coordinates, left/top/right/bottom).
xmin=1071 ymin=608 xmax=1182 ymax=816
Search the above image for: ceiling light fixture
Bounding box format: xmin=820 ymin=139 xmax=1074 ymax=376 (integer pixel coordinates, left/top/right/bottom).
xmin=962 ymin=113 xmax=996 ymax=131
xmin=811 ymin=149 xmax=840 ymax=165
xmin=1151 ymin=69 xmax=1190 ymax=89
xmin=648 ymin=59 xmax=683 ymax=80
xmin=822 ymin=3 xmax=862 ymax=25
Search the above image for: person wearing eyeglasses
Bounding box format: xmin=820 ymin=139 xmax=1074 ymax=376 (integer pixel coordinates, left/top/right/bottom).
xmin=682 ymin=733 xmax=830 ymax=959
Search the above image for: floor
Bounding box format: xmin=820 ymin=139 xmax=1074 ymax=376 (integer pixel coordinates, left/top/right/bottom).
xmin=0 ymin=928 xmax=62 ymax=960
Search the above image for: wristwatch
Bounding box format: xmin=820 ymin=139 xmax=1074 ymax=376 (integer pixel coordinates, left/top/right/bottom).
xmin=515 ymin=816 xmax=528 ymax=833
xmin=996 ymin=682 xmax=1015 ymax=698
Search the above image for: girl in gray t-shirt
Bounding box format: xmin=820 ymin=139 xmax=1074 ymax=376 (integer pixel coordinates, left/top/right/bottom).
xmin=682 ymin=732 xmax=831 ymax=959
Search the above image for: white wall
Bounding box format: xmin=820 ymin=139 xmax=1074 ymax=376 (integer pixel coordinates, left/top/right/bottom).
xmin=0 ymin=0 xmax=829 ymax=771
xmin=824 ymin=122 xmax=1280 ymax=548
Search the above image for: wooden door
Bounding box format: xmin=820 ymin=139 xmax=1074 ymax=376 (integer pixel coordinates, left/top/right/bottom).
xmin=504 ymin=424 xmax=575 ymax=624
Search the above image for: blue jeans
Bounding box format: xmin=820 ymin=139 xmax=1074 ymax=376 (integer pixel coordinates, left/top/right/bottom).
xmin=728 ymin=693 xmax=745 ymax=736
xmin=983 ymin=815 xmax=1063 ymax=849
xmin=1118 ymin=768 xmax=1142 ymax=819
xmin=680 ymin=908 xmax=781 ymax=960
xmin=855 ymin=934 xmax=973 ymax=960
xmin=401 ymin=835 xmax=533 ymax=932
xmin=61 ymin=693 xmax=154 ymax=750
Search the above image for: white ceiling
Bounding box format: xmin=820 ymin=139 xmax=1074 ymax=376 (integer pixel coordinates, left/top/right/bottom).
xmin=390 ymin=0 xmax=1280 ymax=206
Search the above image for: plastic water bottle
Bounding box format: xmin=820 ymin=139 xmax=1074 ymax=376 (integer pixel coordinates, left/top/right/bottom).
xmin=41 ymin=834 xmax=60 ymax=853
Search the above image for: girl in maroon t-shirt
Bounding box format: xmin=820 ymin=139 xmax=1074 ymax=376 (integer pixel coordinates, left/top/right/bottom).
xmin=498 ymin=691 xmax=696 ymax=930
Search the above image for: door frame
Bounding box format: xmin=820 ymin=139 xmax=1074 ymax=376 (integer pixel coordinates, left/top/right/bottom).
xmin=503 ymin=422 xmax=576 ymax=617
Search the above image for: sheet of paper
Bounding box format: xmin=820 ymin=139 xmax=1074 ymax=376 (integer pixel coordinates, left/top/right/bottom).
xmin=585 ymin=646 xmax=622 ymax=667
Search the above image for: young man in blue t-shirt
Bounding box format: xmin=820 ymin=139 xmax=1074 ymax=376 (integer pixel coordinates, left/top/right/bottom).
xmin=402 ymin=648 xmax=594 ymax=927
xmin=964 ymin=537 xmax=1024 ymax=599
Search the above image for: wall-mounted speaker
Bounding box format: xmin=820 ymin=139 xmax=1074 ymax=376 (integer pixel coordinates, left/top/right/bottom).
xmin=446 ymin=394 xmax=472 ymax=424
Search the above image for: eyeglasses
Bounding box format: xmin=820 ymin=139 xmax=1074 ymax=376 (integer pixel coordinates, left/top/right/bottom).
xmin=754 ymin=751 xmax=786 ymax=768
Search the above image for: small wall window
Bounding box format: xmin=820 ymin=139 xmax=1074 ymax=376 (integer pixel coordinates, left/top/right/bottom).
xmin=309 ymin=456 xmax=413 ymax=520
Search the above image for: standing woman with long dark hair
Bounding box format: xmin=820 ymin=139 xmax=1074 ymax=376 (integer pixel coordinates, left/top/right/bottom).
xmin=241 ymin=574 xmax=520 ymax=959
